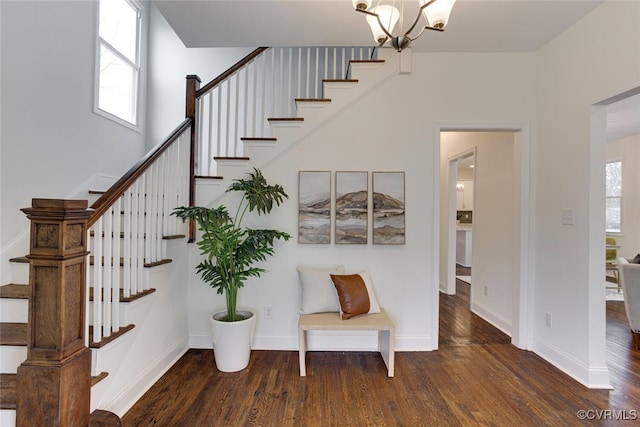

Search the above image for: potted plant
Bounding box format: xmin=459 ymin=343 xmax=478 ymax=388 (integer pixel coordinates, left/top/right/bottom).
xmin=173 ymin=168 xmax=290 ymax=372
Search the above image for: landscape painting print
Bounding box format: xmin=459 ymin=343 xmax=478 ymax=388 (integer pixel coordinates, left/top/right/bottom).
xmin=373 ymin=172 xmax=405 ymax=244
xmin=298 ymin=171 xmax=331 ymax=244
xmin=335 ymin=171 xmax=368 ymax=244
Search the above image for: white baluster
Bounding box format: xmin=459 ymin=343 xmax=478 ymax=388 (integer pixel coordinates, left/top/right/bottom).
xmin=112 ymin=197 xmax=121 ymax=329
xmin=123 ymin=187 xmax=132 ymax=298
xmin=103 ymin=205 xmax=113 ymax=336
xmin=92 ymin=217 xmax=103 ymax=343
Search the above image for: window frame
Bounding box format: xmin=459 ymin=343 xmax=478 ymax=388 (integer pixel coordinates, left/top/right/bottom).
xmin=605 ymin=159 xmax=623 ymax=234
xmin=94 ymin=0 xmax=142 ymax=131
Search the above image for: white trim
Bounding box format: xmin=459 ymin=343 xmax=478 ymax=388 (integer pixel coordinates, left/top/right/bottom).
xmin=445 ymin=147 xmax=477 ymax=296
xmin=191 ymin=333 xmax=434 ymax=352
xmin=534 ymin=336 xmax=612 ymax=389
xmin=432 ymin=128 xmax=442 ymax=349
xmin=435 ymin=122 xmax=532 ymax=351
xmin=93 ymin=0 xmax=142 ymax=131
xmin=96 ymin=337 xmax=189 ymax=416
xmin=471 ymin=301 xmax=512 ymax=336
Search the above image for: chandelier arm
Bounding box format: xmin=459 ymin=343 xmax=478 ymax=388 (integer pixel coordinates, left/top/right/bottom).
xmin=424 ymin=25 xmax=445 ymax=33
xmin=375 ymin=14 xmax=395 ymax=39
xmin=403 ymin=2 xmax=432 ymax=38
xmin=356 ymin=8 xmax=395 ymax=40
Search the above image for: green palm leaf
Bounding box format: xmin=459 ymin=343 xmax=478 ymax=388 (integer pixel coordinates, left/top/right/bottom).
xmin=172 ymin=168 xmax=290 ymax=322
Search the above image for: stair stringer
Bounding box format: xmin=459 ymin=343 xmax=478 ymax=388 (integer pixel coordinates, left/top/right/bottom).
xmin=89 ymin=238 xmax=190 ymax=417
xmin=195 ymin=48 xmax=401 ymax=208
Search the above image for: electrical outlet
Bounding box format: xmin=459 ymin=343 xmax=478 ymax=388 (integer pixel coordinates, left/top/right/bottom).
xmin=545 ymin=312 xmax=552 ymax=328
xmin=264 ymin=305 xmax=272 ymax=319
xmin=483 ymin=285 xmax=488 ymax=296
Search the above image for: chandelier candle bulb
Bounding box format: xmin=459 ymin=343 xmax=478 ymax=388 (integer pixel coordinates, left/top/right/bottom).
xmin=353 ymin=0 xmax=457 ymax=52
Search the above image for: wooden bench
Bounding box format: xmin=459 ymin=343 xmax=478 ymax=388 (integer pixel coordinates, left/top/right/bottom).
xmin=298 ymin=308 xmax=395 ymax=377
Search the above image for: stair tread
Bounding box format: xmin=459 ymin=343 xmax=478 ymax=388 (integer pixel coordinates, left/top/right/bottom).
xmin=294 ymin=98 xmax=331 ymax=102
xmin=350 ymin=59 xmax=385 ymax=63
xmin=91 ymin=371 xmax=109 ymax=387
xmin=267 ymin=117 xmax=304 ymax=121
xmin=0 ymin=284 xmax=30 ymax=299
xmin=213 ymin=156 xmax=250 ymax=160
xmin=323 ymin=79 xmax=358 ymax=83
xmin=89 ymin=256 xmax=172 ymax=268
xmin=90 ymin=287 xmax=156 ymax=303
xmin=163 ymin=234 xmax=186 ymax=240
xmin=89 ymin=324 xmax=135 ymax=349
xmin=240 ymin=137 xmax=277 ymax=141
xmin=90 ymin=231 xmax=185 ymax=240
xmin=195 ymin=175 xmax=224 ymax=180
xmin=0 ymin=373 xmax=17 ymax=409
xmin=0 ymin=322 xmax=28 ymax=346
xmin=9 ymin=256 xmax=28 ymax=263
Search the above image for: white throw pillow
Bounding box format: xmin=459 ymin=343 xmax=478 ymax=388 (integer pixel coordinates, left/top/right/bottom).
xmin=354 ymin=270 xmax=381 ymax=314
xmin=297 ymin=265 xmax=344 ymax=314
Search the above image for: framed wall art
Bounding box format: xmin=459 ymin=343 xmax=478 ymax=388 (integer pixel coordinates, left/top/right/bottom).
xmin=335 ymin=171 xmax=368 ymax=244
xmin=298 ymin=171 xmax=331 ymax=244
xmin=372 ymin=172 xmax=405 ymax=245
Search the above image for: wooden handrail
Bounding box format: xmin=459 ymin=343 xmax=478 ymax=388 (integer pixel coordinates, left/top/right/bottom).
xmin=88 ymin=119 xmax=192 ymax=227
xmin=196 ymin=47 xmax=269 ymax=98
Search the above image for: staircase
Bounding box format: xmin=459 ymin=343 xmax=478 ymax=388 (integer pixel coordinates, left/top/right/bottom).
xmin=0 ymin=46 xmax=399 ymax=425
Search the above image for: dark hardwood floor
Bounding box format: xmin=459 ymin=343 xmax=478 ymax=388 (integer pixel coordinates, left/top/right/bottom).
xmin=122 ymin=269 xmax=640 ymax=426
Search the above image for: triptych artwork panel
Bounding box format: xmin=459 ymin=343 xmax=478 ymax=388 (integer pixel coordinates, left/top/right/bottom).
xmin=298 ymin=171 xmax=405 ymax=245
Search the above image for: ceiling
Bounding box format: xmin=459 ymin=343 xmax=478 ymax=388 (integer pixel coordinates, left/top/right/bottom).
xmin=154 ymin=0 xmax=640 ymax=141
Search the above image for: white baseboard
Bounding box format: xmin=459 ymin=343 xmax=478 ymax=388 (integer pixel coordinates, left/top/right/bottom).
xmin=98 ymin=337 xmax=189 ymax=417
xmin=191 ymin=333 xmax=435 ymax=352
xmin=533 ymin=336 xmax=612 ymax=389
xmin=471 ymin=301 xmax=512 ymax=337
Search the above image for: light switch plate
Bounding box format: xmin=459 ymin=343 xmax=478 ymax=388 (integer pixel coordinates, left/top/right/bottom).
xmin=561 ymin=208 xmax=574 ymax=225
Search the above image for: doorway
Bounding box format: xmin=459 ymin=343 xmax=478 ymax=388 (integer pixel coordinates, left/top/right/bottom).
xmin=437 ymin=128 xmax=530 ymax=349
xmin=591 ymin=87 xmax=640 ymax=384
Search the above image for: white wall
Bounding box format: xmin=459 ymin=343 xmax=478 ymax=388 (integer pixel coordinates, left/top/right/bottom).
xmin=183 ymin=2 xmax=640 ymax=388
xmin=441 ymin=131 xmax=516 ymax=335
xmin=146 ymin=4 xmax=253 ymax=148
xmin=0 ymin=0 xmax=148 ymax=273
xmin=185 ymin=52 xmax=536 ymax=353
xmin=534 ymin=1 xmax=640 ymax=387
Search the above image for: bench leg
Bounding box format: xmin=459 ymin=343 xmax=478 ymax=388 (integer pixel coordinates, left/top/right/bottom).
xmin=298 ymin=328 xmax=307 ymax=376
xmin=378 ymin=329 xmax=394 ymax=377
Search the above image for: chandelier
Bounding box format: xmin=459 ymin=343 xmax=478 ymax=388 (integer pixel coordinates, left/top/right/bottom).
xmin=352 ymin=0 xmax=457 ymax=52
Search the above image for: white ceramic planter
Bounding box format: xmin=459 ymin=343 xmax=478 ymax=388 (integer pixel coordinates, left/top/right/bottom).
xmin=210 ymin=310 xmax=256 ymax=372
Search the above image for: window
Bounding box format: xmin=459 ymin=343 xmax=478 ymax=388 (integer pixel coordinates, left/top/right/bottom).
xmin=605 ymin=160 xmax=622 ymax=233
xmin=96 ymin=0 xmax=141 ymax=127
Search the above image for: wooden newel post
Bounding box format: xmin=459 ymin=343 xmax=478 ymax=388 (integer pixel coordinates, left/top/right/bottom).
xmin=16 ymin=199 xmax=93 ymax=426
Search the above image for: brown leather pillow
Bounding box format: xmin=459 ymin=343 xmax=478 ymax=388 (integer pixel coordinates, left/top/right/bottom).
xmin=330 ymin=274 xmax=370 ymax=320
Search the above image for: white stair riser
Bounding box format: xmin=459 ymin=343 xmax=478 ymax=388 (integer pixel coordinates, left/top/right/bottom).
xmin=0 ymin=346 xmax=27 ymax=373
xmin=0 ymin=409 xmax=16 ymax=426
xmin=0 ymin=299 xmax=28 ymax=323
xmin=9 ymin=263 xmax=28 ymax=284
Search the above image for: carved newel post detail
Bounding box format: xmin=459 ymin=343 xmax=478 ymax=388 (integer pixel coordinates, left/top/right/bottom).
xmin=16 ymin=199 xmax=92 ymax=426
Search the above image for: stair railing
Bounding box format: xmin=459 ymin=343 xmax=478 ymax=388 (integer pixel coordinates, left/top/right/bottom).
xmin=86 ymin=120 xmax=192 ymax=344
xmin=193 ymin=46 xmax=376 ymax=176
xmin=17 ymin=45 xmax=382 ymax=423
